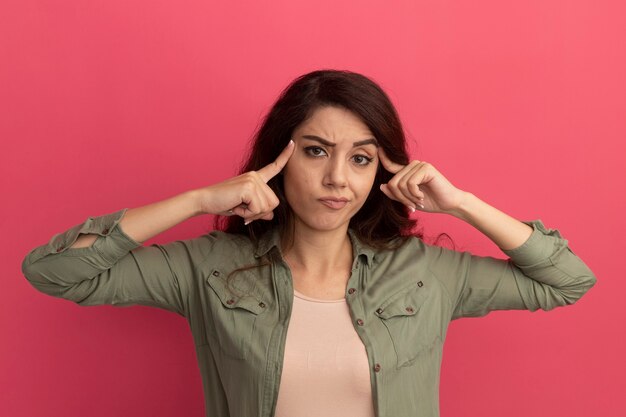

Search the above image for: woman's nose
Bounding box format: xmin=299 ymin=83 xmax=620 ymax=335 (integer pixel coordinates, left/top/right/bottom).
xmin=324 ymin=158 xmax=348 ymax=188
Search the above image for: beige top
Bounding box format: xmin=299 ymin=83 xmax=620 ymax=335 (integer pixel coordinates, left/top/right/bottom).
xmin=274 ymin=288 xmax=375 ymax=417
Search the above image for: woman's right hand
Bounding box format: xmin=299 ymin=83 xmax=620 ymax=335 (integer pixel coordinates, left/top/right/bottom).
xmin=195 ymin=140 xmax=295 ymax=224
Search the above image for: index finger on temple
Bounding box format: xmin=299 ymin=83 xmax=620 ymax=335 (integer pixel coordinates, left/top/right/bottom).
xmin=257 ymin=140 xmax=295 ymax=182
xmin=377 ymin=146 xmax=404 ymax=174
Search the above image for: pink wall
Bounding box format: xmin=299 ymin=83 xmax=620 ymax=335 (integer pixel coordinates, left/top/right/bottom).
xmin=3 ymin=0 xmax=624 ymax=416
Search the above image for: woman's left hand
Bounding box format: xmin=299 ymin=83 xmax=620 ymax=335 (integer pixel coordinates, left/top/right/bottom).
xmin=377 ymin=147 xmax=468 ymax=214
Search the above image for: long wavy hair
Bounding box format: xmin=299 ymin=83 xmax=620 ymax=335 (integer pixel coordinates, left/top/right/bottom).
xmin=213 ymin=69 xmax=440 ymax=270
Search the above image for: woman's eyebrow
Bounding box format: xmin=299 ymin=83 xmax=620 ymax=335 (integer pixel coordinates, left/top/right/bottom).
xmin=300 ymin=135 xmax=379 ymax=148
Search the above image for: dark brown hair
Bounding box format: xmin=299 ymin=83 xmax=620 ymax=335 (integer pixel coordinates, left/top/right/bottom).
xmin=213 ymin=69 xmax=426 ymax=258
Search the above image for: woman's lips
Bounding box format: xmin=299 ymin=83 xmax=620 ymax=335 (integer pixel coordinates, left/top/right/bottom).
xmin=318 ymin=199 xmax=349 ymax=209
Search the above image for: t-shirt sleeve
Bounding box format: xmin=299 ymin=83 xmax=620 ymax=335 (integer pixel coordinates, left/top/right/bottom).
xmin=426 ymin=220 xmax=597 ymax=320
xmin=21 ymin=208 xmax=218 ymax=318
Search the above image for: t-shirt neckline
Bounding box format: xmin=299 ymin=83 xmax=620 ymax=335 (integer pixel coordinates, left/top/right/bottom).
xmin=293 ymin=288 xmax=345 ymax=303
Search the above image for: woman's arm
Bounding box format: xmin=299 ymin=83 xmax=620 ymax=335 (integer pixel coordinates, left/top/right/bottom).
xmin=377 ymin=148 xmax=537 ymax=251
xmin=69 ymin=189 xmax=201 ymax=249
xmin=446 ymin=192 xmax=533 ymax=251
xmin=20 ymin=201 xmax=214 ymax=316
xmin=421 ymin=217 xmax=597 ymax=319
xmin=377 ymin=148 xmax=596 ymax=318
xmin=21 ymin=142 xmax=295 ymax=315
xmin=69 ymin=140 xmax=296 ymax=250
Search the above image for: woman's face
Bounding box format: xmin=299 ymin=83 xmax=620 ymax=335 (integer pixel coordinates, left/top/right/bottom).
xmin=282 ymin=105 xmax=379 ymax=233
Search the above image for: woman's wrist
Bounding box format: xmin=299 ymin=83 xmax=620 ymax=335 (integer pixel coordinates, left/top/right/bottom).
xmin=186 ymin=188 xmax=207 ymax=217
xmin=445 ymin=191 xmax=476 ymax=221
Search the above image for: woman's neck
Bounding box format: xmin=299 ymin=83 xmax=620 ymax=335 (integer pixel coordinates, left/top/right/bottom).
xmin=280 ymin=224 xmax=353 ymax=277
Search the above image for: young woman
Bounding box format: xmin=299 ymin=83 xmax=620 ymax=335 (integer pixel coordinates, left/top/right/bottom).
xmin=22 ymin=69 xmax=596 ymax=417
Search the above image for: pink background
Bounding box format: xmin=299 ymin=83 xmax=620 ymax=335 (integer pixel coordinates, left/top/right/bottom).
xmin=2 ymin=0 xmax=624 ymax=416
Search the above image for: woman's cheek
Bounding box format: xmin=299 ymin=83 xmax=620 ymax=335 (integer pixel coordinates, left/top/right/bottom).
xmin=354 ymin=170 xmax=376 ymax=196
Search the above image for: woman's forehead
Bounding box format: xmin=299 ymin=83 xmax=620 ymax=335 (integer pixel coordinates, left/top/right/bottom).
xmin=293 ymin=107 xmax=375 ymax=146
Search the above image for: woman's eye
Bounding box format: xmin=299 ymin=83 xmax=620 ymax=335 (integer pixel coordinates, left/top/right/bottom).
xmin=352 ymin=154 xmax=374 ymax=166
xmin=304 ymin=146 xmax=327 ymax=157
